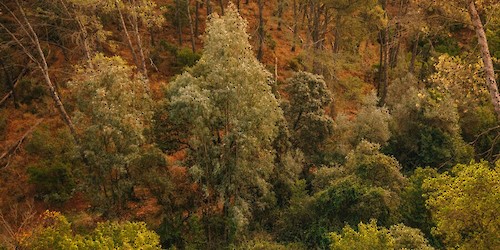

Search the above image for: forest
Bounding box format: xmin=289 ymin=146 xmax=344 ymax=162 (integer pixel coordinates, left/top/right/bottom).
xmin=0 ymin=0 xmax=499 ymax=249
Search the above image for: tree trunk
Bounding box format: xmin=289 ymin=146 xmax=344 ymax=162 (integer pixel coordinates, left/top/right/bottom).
xmin=0 ymin=59 xmax=18 ymax=108
xmin=187 ymin=0 xmax=196 ymax=52
xmin=291 ymin=0 xmax=298 ymax=51
xmin=206 ymin=0 xmax=212 ymax=16
xmin=195 ymin=0 xmax=200 ymax=37
xmin=257 ymin=0 xmax=264 ymax=61
xmin=409 ymin=33 xmax=419 ymax=74
xmin=176 ymin=0 xmax=183 ymax=45
xmin=116 ymin=0 xmax=139 ymax=70
xmin=218 ymin=0 xmax=224 ymax=15
xmin=277 ymin=0 xmax=284 ymax=30
xmin=468 ymin=1 xmax=500 ymax=121
xmin=333 ymin=14 xmax=341 ymax=53
xmin=131 ymin=0 xmax=147 ymax=77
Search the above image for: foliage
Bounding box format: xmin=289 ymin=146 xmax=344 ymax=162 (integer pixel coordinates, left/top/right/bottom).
xmin=399 ymin=167 xmax=441 ymax=247
xmin=329 ymin=220 xmax=433 ymax=250
xmin=25 ymin=126 xmax=79 ymax=204
xmin=385 ymin=74 xmax=474 ymax=170
xmin=282 ymin=71 xmax=334 ymax=166
xmin=69 ymin=54 xmax=153 ymax=213
xmin=27 ymin=162 xmax=75 ymax=204
xmin=333 ymin=93 xmax=392 ymax=161
xmin=344 ymin=141 xmax=406 ymax=193
xmin=20 ymin=211 xmax=161 ymax=249
xmin=423 ymin=161 xmax=500 ymax=249
xmin=166 ymin=4 xmax=282 ymax=245
xmin=429 ymin=54 xmax=499 ymax=161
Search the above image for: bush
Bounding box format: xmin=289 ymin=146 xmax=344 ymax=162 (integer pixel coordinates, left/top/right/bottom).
xmin=21 ymin=211 xmax=161 ymax=249
xmin=329 ymin=220 xmax=434 ymax=250
xmin=27 ymin=161 xmax=75 ymax=204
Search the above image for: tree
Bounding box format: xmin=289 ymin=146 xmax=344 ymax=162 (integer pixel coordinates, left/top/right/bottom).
xmin=282 ymin=71 xmax=334 ymax=166
xmin=424 ymin=161 xmax=500 ymax=249
xmin=329 ymin=220 xmax=434 ymax=250
xmin=166 ymin=4 xmax=282 ymax=247
xmin=385 ymin=74 xmax=474 ymax=170
xmin=69 ymin=54 xmax=153 ymax=214
xmin=20 ymin=211 xmax=161 ymax=249
xmin=467 ymin=0 xmax=500 ymax=121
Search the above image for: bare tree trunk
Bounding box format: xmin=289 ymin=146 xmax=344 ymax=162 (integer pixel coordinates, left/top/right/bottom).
xmin=218 ymin=0 xmax=224 ymax=15
xmin=116 ymin=0 xmax=139 ymax=69
xmin=0 ymin=1 xmax=84 ymax=149
xmin=59 ymin=0 xmax=93 ymax=67
xmin=257 ymin=0 xmax=264 ymax=61
xmin=468 ymin=1 xmax=500 ymax=121
xmin=409 ymin=33 xmax=419 ymax=74
xmin=186 ymin=0 xmax=196 ymax=52
xmin=206 ymin=0 xmax=212 ymax=16
xmin=333 ymin=14 xmax=341 ymax=53
xmin=131 ymin=0 xmax=147 ymax=77
xmin=291 ymin=0 xmax=298 ymax=51
xmin=0 ymin=59 xmax=18 ymax=108
xmin=277 ymin=0 xmax=284 ymax=31
xmin=195 ymin=0 xmax=200 ymax=37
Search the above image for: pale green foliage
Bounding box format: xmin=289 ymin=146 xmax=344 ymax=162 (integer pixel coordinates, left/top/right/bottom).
xmin=283 ymin=71 xmax=334 ymax=165
xmin=70 ymin=54 xmax=153 ymax=210
xmin=333 ymin=92 xmax=392 ymax=159
xmin=329 ymin=220 xmax=433 ymax=250
xmin=423 ymin=161 xmax=500 ymax=249
xmin=21 ymin=211 xmax=160 ymax=249
xmin=389 ymin=224 xmax=434 ymax=250
xmin=167 ymin=4 xmax=282 ymax=230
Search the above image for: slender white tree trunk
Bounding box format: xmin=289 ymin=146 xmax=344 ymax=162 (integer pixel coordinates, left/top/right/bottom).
xmin=468 ymin=0 xmax=500 ymax=121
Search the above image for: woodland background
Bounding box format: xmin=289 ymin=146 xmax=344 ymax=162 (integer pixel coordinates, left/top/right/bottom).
xmin=0 ymin=0 xmax=499 ymax=249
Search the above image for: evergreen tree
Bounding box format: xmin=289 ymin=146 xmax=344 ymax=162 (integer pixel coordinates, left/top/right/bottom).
xmin=166 ymin=4 xmax=282 ymax=246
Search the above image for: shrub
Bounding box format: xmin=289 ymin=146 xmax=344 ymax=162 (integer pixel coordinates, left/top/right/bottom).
xmin=27 ymin=161 xmax=75 ymax=204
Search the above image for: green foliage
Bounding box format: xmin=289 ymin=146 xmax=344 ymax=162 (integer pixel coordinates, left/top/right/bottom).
xmin=27 ymin=162 xmax=75 ymax=204
xmin=16 ymin=78 xmax=46 ymax=106
xmin=329 ymin=220 xmax=394 ymax=250
xmin=433 ymin=35 xmax=461 ymax=56
xmin=237 ymin=239 xmax=306 ymax=250
xmin=424 ymin=161 xmax=500 ymax=249
xmin=159 ymin=41 xmax=202 ymax=71
xmin=389 ymin=224 xmax=434 ymax=250
xmin=283 ymin=71 xmax=334 ymax=166
xmin=400 ymin=168 xmax=441 ymax=247
xmin=333 ymin=93 xmax=392 ymax=161
xmin=70 ymin=54 xmax=153 ymax=213
xmin=429 ymin=54 xmax=499 ymax=162
xmin=385 ymin=74 xmax=474 ymax=170
xmin=166 ymin=5 xmax=282 ymax=245
xmin=21 ymin=211 xmax=161 ymax=249
xmin=345 ymin=141 xmax=406 ymax=193
xmin=329 ymin=220 xmax=433 ymax=250
xmin=25 ymin=126 xmax=79 ymax=204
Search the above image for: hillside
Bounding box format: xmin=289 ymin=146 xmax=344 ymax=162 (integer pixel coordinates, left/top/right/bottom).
xmin=1 ymin=0 xmax=499 ymax=249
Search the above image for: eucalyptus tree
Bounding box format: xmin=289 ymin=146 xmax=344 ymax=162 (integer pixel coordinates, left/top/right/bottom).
xmin=70 ymin=54 xmax=153 ymax=215
xmin=166 ymin=4 xmax=282 ymax=247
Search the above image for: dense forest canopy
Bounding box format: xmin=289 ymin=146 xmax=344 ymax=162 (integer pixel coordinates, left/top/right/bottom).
xmin=0 ymin=0 xmax=499 ymax=249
